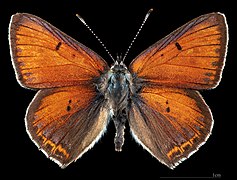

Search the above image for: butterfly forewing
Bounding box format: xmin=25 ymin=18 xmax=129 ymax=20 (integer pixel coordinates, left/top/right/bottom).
xmin=130 ymin=12 xmax=228 ymax=89
xmin=9 ymin=13 xmax=109 ymax=89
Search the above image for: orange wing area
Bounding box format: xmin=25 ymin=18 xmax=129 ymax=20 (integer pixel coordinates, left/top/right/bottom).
xmin=26 ymin=85 xmax=109 ymax=167
xmin=130 ymin=13 xmax=228 ymax=89
xmin=9 ymin=13 xmax=108 ymax=89
xmin=129 ymin=86 xmax=213 ymax=169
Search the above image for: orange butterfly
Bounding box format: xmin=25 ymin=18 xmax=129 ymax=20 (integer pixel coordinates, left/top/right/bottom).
xmin=9 ymin=12 xmax=228 ymax=169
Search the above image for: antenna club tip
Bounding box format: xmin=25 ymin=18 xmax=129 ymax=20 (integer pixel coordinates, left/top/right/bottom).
xmin=76 ymin=13 xmax=86 ymax=24
xmin=144 ymin=8 xmax=154 ymax=20
xmin=148 ymin=8 xmax=154 ymax=13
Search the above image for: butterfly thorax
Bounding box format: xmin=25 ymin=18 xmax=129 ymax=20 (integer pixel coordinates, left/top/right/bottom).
xmin=97 ymin=61 xmax=132 ymax=151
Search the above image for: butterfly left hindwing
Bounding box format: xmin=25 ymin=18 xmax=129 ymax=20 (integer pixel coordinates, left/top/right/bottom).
xmin=26 ymin=85 xmax=109 ymax=168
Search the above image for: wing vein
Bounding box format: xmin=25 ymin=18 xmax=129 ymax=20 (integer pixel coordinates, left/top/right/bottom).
xmin=137 ymin=23 xmax=220 ymax=73
xmin=16 ymin=33 xmax=54 ymax=44
xmin=178 ymin=24 xmax=219 ymax=42
xmin=16 ymin=44 xmax=97 ymax=73
xmin=17 ymin=24 xmax=57 ymax=41
xmin=164 ymin=63 xmax=218 ymax=70
xmin=140 ymin=91 xmax=203 ymax=114
xmin=181 ymin=43 xmax=221 ymax=52
xmin=145 ymin=43 xmax=220 ymax=70
xmin=34 ymin=91 xmax=89 ymax=133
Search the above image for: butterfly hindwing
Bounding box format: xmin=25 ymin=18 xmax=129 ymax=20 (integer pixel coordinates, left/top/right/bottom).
xmin=129 ymin=86 xmax=213 ymax=169
xmin=26 ymin=85 xmax=109 ymax=167
xmin=9 ymin=13 xmax=109 ymax=89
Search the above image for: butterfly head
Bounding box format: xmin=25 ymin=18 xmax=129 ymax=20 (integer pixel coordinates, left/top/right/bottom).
xmin=110 ymin=59 xmax=128 ymax=73
xmin=110 ymin=54 xmax=127 ymax=73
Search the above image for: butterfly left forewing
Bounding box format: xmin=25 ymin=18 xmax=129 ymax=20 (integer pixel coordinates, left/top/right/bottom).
xmin=9 ymin=13 xmax=109 ymax=89
xmin=129 ymin=86 xmax=213 ymax=169
xmin=26 ymin=85 xmax=109 ymax=167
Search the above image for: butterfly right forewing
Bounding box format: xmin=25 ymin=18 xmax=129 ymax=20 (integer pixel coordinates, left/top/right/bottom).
xmin=129 ymin=12 xmax=228 ymax=90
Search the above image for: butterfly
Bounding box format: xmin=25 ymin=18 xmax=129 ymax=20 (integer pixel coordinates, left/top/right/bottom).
xmin=9 ymin=12 xmax=228 ymax=169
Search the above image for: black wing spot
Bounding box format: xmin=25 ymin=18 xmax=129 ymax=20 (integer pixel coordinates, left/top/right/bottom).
xmin=161 ymin=54 xmax=164 ymax=57
xmin=166 ymin=107 xmax=170 ymax=113
xmin=67 ymin=105 xmax=71 ymax=112
xmin=175 ymin=42 xmax=182 ymax=50
xmin=55 ymin=42 xmax=62 ymax=50
xmin=66 ymin=100 xmax=72 ymax=111
xmin=166 ymin=100 xmax=169 ymax=104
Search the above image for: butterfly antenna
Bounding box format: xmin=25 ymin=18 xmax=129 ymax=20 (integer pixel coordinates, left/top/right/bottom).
xmin=76 ymin=14 xmax=115 ymax=62
xmin=122 ymin=8 xmax=153 ymax=62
